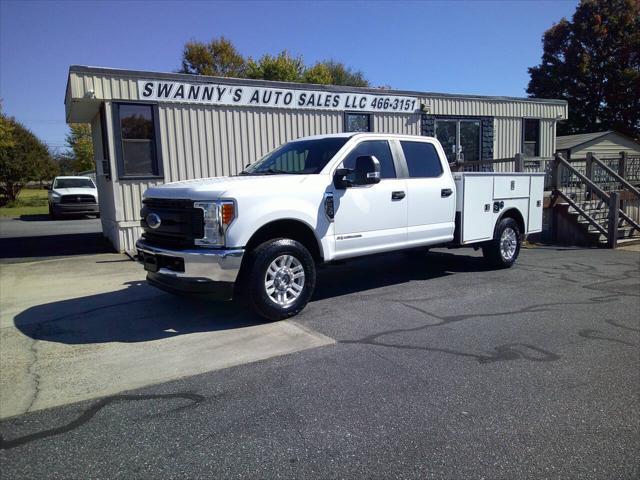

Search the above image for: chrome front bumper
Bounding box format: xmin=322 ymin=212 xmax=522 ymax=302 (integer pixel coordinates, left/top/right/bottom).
xmin=135 ymin=239 xmax=244 ymax=283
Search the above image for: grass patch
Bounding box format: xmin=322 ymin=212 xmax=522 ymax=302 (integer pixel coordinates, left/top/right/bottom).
xmin=0 ymin=188 xmax=49 ymax=218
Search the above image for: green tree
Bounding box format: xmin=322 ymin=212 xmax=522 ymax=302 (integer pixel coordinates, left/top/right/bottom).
xmin=0 ymin=118 xmax=53 ymax=202
xmin=306 ymin=60 xmax=370 ymax=87
xmin=178 ymin=37 xmax=371 ymax=87
xmin=527 ymin=0 xmax=640 ymax=139
xmin=246 ymin=51 xmax=305 ymax=82
xmin=0 ymin=110 xmax=15 ymax=149
xmin=65 ymin=124 xmax=94 ymax=172
xmin=180 ymin=37 xmax=246 ymax=77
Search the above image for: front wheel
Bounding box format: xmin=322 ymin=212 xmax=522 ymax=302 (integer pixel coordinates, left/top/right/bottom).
xmin=242 ymin=239 xmax=316 ymax=321
xmin=482 ymin=218 xmax=521 ymax=268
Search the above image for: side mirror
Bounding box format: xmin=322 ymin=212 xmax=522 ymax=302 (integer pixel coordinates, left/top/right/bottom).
xmin=353 ymin=155 xmax=381 ymax=185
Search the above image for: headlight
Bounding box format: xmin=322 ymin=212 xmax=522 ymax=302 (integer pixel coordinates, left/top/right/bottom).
xmin=50 ymin=192 xmax=61 ymax=203
xmin=193 ymin=201 xmax=236 ymax=247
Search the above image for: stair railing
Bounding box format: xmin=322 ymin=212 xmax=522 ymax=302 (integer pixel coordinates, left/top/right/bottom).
xmin=552 ymin=153 xmax=640 ymax=248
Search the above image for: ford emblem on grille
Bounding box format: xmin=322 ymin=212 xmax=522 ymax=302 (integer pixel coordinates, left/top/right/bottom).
xmin=146 ymin=212 xmax=162 ymax=229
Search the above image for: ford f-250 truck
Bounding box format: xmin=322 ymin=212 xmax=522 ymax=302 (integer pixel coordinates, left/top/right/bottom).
xmin=136 ymin=133 xmax=544 ymax=320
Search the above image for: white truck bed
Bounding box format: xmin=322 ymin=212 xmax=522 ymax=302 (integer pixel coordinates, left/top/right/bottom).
xmin=453 ymin=172 xmax=545 ymax=245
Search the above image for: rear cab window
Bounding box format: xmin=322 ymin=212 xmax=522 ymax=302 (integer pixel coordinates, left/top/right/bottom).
xmin=400 ymin=141 xmax=443 ymax=178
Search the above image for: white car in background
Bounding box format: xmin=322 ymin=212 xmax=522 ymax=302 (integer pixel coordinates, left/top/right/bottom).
xmin=48 ymin=176 xmax=100 ymax=219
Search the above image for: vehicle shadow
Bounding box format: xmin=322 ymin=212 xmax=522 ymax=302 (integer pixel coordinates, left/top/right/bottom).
xmin=18 ymin=214 xmax=97 ymax=222
xmin=14 ymin=249 xmax=491 ymax=345
xmin=0 ymin=233 xmax=113 ymax=259
xmin=313 ymin=249 xmax=491 ymax=300
xmin=13 ymin=281 xmax=267 ymax=345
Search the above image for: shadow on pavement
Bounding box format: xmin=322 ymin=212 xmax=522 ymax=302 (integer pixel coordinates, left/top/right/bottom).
xmin=0 ymin=232 xmax=113 ymax=259
xmin=313 ymin=250 xmax=491 ymax=300
xmin=18 ymin=214 xmax=97 ymax=222
xmin=14 ymin=281 xmax=267 ymax=344
xmin=14 ymin=250 xmax=491 ymax=345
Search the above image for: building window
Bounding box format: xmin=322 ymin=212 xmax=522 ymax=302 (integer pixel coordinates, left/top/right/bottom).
xmin=523 ymin=119 xmax=540 ymax=157
xmin=99 ymin=104 xmax=111 ymax=178
xmin=400 ymin=141 xmax=443 ymax=178
xmin=345 ymin=113 xmax=371 ymax=132
xmin=113 ymin=103 xmax=163 ymax=178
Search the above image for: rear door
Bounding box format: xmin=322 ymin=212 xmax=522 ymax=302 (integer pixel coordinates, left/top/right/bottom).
xmin=333 ymin=139 xmax=408 ymax=258
xmin=398 ymin=139 xmax=456 ymax=246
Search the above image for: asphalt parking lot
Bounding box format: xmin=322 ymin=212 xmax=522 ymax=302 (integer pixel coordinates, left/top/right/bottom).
xmin=0 ymin=218 xmax=638 ymax=479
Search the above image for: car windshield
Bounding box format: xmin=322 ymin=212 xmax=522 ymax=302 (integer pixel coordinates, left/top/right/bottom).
xmin=53 ymin=178 xmax=95 ymax=189
xmin=241 ymin=137 xmax=350 ymax=175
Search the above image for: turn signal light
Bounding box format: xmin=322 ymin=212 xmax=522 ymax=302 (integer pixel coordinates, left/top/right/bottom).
xmin=221 ymin=202 xmax=235 ymax=226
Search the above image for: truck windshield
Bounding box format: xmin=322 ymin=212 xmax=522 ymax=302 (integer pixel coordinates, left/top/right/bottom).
xmin=53 ymin=178 xmax=95 ymax=188
xmin=241 ymin=137 xmax=349 ymax=175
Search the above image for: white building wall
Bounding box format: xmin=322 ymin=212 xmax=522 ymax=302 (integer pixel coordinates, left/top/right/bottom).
xmin=66 ymin=68 xmax=568 ymax=252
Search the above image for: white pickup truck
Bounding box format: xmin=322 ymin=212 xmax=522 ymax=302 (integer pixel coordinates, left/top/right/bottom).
xmin=136 ymin=133 xmax=544 ymax=320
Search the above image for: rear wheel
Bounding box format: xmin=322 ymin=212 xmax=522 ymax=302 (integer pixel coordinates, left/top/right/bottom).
xmin=241 ymin=238 xmax=316 ymax=321
xmin=482 ymin=217 xmax=521 ymax=268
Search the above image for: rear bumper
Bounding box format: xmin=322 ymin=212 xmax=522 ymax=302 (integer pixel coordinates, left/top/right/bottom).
xmin=135 ymin=239 xmax=244 ymax=299
xmin=52 ymin=203 xmax=99 ymax=214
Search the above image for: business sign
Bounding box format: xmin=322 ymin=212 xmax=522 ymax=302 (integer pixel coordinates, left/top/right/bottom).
xmin=138 ymin=80 xmax=419 ymax=114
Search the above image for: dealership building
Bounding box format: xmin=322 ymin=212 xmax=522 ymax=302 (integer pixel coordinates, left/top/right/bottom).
xmin=64 ymin=65 xmax=568 ymax=252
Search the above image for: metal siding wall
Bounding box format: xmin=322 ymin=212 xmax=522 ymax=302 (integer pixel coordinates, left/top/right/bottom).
xmin=70 ymin=71 xmax=569 ymax=251
xmin=373 ymin=112 xmax=420 ymax=134
xmin=426 ymin=96 xmax=567 ymax=119
xmin=539 ymin=119 xmax=555 ymax=157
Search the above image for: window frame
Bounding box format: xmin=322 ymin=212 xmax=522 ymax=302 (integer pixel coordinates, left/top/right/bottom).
xmin=344 ymin=112 xmax=372 ymax=133
xmin=340 ymin=139 xmax=399 ymax=181
xmin=398 ymin=139 xmax=445 ymax=179
xmin=522 ymin=118 xmax=541 ymax=157
xmin=112 ymin=102 xmax=164 ymax=180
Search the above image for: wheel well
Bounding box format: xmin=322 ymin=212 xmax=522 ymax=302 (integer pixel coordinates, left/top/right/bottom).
xmin=499 ymin=208 xmax=526 ymax=236
xmin=244 ymin=219 xmax=323 ymax=262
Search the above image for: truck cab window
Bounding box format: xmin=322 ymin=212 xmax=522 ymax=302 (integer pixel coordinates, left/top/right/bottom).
xmin=343 ymin=140 xmax=396 ymax=179
xmin=400 ymin=141 xmax=442 ymax=178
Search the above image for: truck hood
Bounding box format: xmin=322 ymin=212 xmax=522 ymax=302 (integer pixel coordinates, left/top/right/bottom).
xmin=51 ymin=187 xmax=98 ymax=197
xmin=143 ymin=175 xmax=316 ymax=200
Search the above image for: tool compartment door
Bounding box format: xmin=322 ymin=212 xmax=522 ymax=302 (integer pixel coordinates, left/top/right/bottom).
xmin=461 ymin=175 xmax=495 ymax=243
xmin=527 ymin=175 xmax=544 ymax=233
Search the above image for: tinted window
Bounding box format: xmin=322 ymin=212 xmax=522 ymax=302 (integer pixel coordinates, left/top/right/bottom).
xmin=345 ymin=113 xmax=371 ymax=132
xmin=243 ymin=138 xmax=349 ymax=175
xmin=401 ymin=141 xmax=443 ymax=178
xmin=116 ymin=103 xmax=160 ymax=177
xmin=53 ymin=178 xmax=95 ymax=189
xmin=523 ymin=119 xmax=540 ymax=157
xmin=343 ymin=140 xmax=396 ymax=179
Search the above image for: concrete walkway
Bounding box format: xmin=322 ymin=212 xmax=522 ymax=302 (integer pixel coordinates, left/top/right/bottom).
xmin=0 ymin=253 xmax=333 ymax=418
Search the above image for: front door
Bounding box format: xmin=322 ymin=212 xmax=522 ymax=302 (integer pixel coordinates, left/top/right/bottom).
xmin=435 ymin=119 xmax=481 ymax=164
xmin=333 ymin=139 xmax=408 ymax=259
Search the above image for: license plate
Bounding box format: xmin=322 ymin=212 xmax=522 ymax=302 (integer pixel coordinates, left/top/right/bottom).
xmin=142 ymin=253 xmax=159 ymax=273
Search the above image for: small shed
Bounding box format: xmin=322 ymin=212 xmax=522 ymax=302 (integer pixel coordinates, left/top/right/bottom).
xmin=556 ymin=131 xmax=640 ymax=159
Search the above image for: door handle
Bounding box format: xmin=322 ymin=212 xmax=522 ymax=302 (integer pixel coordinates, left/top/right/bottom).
xmin=441 ymin=188 xmax=453 ymax=198
xmin=391 ymin=191 xmax=406 ymax=200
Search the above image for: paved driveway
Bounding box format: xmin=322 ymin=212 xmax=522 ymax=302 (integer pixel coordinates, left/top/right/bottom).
xmin=0 ymin=245 xmax=638 ymax=479
xmin=0 ymin=216 xmax=109 ymax=263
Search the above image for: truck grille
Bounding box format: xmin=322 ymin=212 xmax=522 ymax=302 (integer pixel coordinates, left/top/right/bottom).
xmin=61 ymin=194 xmax=96 ymax=204
xmin=140 ymin=198 xmax=204 ymax=249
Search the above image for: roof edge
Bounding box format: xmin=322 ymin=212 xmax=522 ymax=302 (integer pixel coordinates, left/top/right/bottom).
xmin=68 ymin=65 xmax=568 ymax=106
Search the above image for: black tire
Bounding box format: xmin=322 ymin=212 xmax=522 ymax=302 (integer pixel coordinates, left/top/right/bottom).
xmin=241 ymin=238 xmax=316 ymax=321
xmin=95 ymin=213 xmax=101 ymax=218
xmin=482 ymin=217 xmax=521 ymax=268
xmin=48 ymin=204 xmax=57 ymax=220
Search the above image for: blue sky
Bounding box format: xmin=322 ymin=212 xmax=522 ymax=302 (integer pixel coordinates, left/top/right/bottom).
xmin=0 ymin=0 xmax=577 ymax=151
